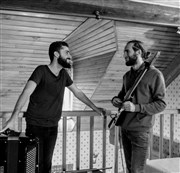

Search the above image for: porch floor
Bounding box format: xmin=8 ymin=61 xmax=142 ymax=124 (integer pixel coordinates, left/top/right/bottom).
xmin=145 ymin=157 xmax=180 ymax=173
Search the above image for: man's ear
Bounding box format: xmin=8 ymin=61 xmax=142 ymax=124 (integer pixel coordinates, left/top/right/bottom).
xmin=136 ymin=49 xmax=141 ymax=56
xmin=54 ymin=51 xmax=59 ymax=58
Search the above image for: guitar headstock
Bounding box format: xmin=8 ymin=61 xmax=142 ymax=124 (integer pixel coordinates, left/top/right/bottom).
xmin=145 ymin=51 xmax=161 ymax=66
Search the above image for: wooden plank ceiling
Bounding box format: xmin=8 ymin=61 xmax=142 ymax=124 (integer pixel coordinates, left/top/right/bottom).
xmin=0 ymin=0 xmax=180 ymax=112
xmin=90 ymin=21 xmax=180 ymax=110
xmin=1 ymin=0 xmax=179 ymax=25
xmin=65 ymin=18 xmax=117 ymax=110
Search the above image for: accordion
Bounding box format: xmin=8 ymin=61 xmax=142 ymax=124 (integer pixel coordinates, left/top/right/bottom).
xmin=0 ymin=129 xmax=39 ymax=173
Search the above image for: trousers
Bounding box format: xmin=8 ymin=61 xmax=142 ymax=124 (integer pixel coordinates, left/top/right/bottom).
xmin=26 ymin=124 xmax=58 ymax=173
xmin=121 ymin=128 xmax=150 ymax=173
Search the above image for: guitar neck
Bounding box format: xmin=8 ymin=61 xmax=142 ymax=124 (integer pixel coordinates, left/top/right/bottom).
xmin=123 ymin=51 xmax=161 ymax=102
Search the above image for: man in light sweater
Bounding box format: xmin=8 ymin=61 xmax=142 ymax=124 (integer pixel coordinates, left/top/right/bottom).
xmin=111 ymin=40 xmax=166 ymax=173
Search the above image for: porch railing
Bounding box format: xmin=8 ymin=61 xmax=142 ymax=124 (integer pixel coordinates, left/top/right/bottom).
xmin=0 ymin=111 xmax=179 ymax=173
xmin=150 ymin=113 xmax=178 ymax=159
xmin=0 ymin=111 xmax=112 ymax=173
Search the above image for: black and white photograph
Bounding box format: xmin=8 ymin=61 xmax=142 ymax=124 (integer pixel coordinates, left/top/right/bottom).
xmin=0 ymin=1 xmax=180 ymax=173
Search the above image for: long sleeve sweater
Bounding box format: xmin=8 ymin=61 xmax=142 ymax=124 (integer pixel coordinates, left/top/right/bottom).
xmin=114 ymin=63 xmax=166 ymax=131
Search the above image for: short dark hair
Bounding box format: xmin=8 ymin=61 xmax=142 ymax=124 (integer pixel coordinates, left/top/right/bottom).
xmin=49 ymin=41 xmax=69 ymax=62
xmin=126 ymin=40 xmax=148 ymax=59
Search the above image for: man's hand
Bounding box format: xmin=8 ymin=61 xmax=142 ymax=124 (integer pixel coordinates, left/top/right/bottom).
xmin=0 ymin=119 xmax=16 ymax=133
xmin=97 ymin=107 xmax=107 ymax=117
xmin=111 ymin=97 xmax=123 ymax=108
xmin=123 ymin=101 xmax=135 ymax=112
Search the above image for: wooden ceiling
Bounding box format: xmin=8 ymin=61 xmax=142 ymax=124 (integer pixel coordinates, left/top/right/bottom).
xmin=1 ymin=0 xmax=179 ymax=25
xmin=0 ymin=0 xmax=180 ymax=112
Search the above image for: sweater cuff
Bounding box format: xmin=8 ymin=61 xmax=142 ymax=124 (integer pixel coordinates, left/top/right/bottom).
xmin=135 ymin=104 xmax=141 ymax=112
xmin=111 ymin=96 xmax=119 ymax=104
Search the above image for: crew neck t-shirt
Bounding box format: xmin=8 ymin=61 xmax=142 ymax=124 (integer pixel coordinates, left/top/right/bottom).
xmin=25 ymin=65 xmax=73 ymax=127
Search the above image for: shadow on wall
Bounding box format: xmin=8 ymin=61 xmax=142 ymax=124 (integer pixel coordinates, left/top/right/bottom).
xmin=144 ymin=26 xmax=180 ymax=73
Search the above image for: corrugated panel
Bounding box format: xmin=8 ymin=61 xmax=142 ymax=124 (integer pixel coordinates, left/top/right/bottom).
xmin=65 ymin=18 xmax=117 ymax=110
xmin=0 ymin=10 xmax=86 ymax=111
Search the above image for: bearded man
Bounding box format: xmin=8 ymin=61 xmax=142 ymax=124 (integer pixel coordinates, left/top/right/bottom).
xmin=111 ymin=40 xmax=166 ymax=173
xmin=2 ymin=41 xmax=105 ymax=173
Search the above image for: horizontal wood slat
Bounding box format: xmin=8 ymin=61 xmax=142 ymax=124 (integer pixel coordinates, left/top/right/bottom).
xmin=68 ymin=20 xmax=113 ymax=47
xmin=1 ymin=10 xmax=85 ymax=21
xmin=70 ymin=29 xmax=115 ymax=53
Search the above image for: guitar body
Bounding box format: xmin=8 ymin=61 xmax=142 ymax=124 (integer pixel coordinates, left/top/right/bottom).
xmin=114 ymin=109 xmax=126 ymax=126
xmin=108 ymin=108 xmax=126 ymax=128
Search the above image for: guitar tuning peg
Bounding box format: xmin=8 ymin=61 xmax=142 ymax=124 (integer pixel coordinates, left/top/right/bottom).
xmin=146 ymin=52 xmax=151 ymax=58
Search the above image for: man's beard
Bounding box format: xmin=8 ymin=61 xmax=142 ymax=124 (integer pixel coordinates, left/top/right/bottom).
xmin=125 ymin=54 xmax=137 ymax=66
xmin=58 ymin=56 xmax=71 ymax=68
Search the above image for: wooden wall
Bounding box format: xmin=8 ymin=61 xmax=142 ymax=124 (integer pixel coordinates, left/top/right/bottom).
xmin=114 ymin=21 xmax=180 ymax=71
xmin=0 ymin=9 xmax=179 ymax=114
xmin=65 ymin=18 xmax=117 ymax=110
xmin=87 ymin=20 xmax=180 ymax=111
xmin=0 ymin=10 xmax=86 ymax=112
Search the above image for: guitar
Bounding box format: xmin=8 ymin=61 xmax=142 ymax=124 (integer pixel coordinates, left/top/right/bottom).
xmin=108 ymin=51 xmax=161 ymax=128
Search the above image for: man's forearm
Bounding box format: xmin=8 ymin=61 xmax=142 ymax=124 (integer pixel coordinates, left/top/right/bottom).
xmin=75 ymin=91 xmax=101 ymax=114
xmin=9 ymin=91 xmax=29 ymax=122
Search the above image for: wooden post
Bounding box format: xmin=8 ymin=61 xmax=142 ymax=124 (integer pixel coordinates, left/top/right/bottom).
xmin=159 ymin=114 xmax=164 ymax=158
xmin=113 ymin=125 xmax=119 ymax=173
xmin=102 ymin=116 xmax=107 ymax=173
xmin=62 ymin=117 xmax=67 ymax=171
xmin=76 ymin=116 xmax=81 ymax=170
xmin=89 ymin=116 xmax=94 ymax=169
xmin=169 ymin=114 xmax=174 ymax=158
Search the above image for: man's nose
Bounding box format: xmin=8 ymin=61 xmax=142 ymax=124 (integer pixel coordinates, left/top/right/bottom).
xmin=67 ymin=54 xmax=73 ymax=65
xmin=68 ymin=53 xmax=72 ymax=59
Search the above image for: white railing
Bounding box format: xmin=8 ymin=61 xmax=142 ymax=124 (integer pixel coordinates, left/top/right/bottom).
xmin=0 ymin=111 xmax=112 ymax=173
xmin=0 ymin=111 xmax=179 ymax=173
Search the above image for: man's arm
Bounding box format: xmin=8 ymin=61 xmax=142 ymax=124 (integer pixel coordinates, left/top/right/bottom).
xmin=138 ymin=71 xmax=166 ymax=115
xmin=0 ymin=80 xmax=37 ymax=132
xmin=68 ymin=83 xmax=104 ymax=115
xmin=123 ymin=71 xmax=166 ymax=114
xmin=111 ymin=82 xmax=125 ymax=108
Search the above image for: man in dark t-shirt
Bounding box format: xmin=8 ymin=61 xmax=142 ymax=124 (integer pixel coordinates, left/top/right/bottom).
xmin=1 ymin=41 xmax=105 ymax=173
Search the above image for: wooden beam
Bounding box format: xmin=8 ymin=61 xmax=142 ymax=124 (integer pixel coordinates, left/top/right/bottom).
xmin=163 ymin=54 xmax=180 ymax=86
xmin=129 ymin=0 xmax=180 ymax=9
xmin=0 ymin=0 xmax=179 ymax=26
